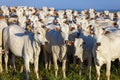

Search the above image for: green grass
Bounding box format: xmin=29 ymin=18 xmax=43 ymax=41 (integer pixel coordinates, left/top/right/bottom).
xmin=0 ymin=58 xmax=120 ymax=80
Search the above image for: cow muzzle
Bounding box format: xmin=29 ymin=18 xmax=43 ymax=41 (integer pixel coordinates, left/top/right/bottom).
xmin=96 ymin=42 xmax=101 ymax=51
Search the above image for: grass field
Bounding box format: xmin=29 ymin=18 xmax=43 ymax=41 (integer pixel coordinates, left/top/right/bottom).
xmin=0 ymin=57 xmax=120 ymax=80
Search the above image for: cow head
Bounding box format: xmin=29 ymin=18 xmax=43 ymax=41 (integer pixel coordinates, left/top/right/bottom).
xmin=61 ymin=24 xmax=74 ymax=46
xmin=54 ymin=24 xmax=74 ymax=46
xmin=87 ymin=25 xmax=94 ymax=35
xmin=56 ymin=23 xmax=69 ymax=41
xmin=74 ymin=38 xmax=84 ymax=62
xmin=93 ymin=25 xmax=105 ymax=43
xmin=33 ymin=27 xmax=47 ymax=45
xmin=68 ymin=24 xmax=80 ymax=44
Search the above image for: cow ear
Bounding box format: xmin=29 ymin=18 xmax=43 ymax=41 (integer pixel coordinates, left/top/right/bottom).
xmin=55 ymin=27 xmax=61 ymax=31
xmin=26 ymin=19 xmax=31 ymax=23
xmin=90 ymin=31 xmax=94 ymax=35
xmin=27 ymin=25 xmax=33 ymax=32
xmin=29 ymin=29 xmax=34 ymax=33
xmin=41 ymin=26 xmax=50 ymax=32
xmin=45 ymin=28 xmax=50 ymax=32
xmin=68 ymin=41 xmax=74 ymax=46
xmin=69 ymin=27 xmax=75 ymax=31
xmin=83 ymin=42 xmax=86 ymax=45
xmin=77 ymin=24 xmax=81 ymax=29
xmin=112 ymin=22 xmax=117 ymax=26
xmin=87 ymin=25 xmax=92 ymax=29
xmin=54 ymin=11 xmax=58 ymax=16
xmin=103 ymin=30 xmax=110 ymax=35
xmin=13 ymin=19 xmax=17 ymax=23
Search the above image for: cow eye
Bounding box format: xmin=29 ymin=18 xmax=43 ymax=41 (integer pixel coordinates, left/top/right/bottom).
xmin=80 ymin=44 xmax=82 ymax=47
xmin=37 ymin=32 xmax=40 ymax=34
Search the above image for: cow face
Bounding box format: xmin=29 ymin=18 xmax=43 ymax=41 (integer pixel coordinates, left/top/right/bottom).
xmin=54 ymin=24 xmax=73 ymax=45
xmin=93 ymin=26 xmax=104 ymax=43
xmin=96 ymin=42 xmax=101 ymax=51
xmin=62 ymin=25 xmax=72 ymax=45
xmin=86 ymin=25 xmax=94 ymax=35
xmin=74 ymin=38 xmax=84 ymax=62
xmin=69 ymin=26 xmax=80 ymax=42
xmin=59 ymin=24 xmax=69 ymax=41
xmin=33 ymin=27 xmax=47 ymax=45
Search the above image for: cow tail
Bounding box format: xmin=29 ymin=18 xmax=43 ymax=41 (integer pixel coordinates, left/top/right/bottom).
xmin=2 ymin=27 xmax=6 ymax=50
xmin=2 ymin=27 xmax=9 ymax=54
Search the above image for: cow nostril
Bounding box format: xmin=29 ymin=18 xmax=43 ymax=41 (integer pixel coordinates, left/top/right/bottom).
xmin=96 ymin=42 xmax=101 ymax=46
xmin=45 ymin=42 xmax=48 ymax=44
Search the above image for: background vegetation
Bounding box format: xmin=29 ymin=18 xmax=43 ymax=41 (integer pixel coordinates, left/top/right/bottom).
xmin=0 ymin=56 xmax=120 ymax=80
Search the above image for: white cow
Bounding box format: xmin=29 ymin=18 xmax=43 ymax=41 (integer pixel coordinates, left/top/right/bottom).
xmin=16 ymin=7 xmax=24 ymax=17
xmin=2 ymin=24 xmax=47 ymax=80
xmin=93 ymin=26 xmax=120 ymax=80
xmin=74 ymin=28 xmax=94 ymax=80
xmin=67 ymin=23 xmax=80 ymax=67
xmin=1 ymin=5 xmax=9 ymax=17
xmin=0 ymin=20 xmax=8 ymax=72
xmin=18 ymin=15 xmax=27 ymax=28
xmin=42 ymin=41 xmax=52 ymax=70
xmin=46 ymin=23 xmax=71 ymax=79
xmin=42 ymin=23 xmax=58 ymax=70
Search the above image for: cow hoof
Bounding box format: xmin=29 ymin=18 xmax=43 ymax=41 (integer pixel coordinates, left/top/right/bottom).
xmin=62 ymin=77 xmax=66 ymax=80
xmin=0 ymin=70 xmax=2 ymax=73
xmin=20 ymin=70 xmax=23 ymax=73
xmin=0 ymin=68 xmax=3 ymax=73
xmin=36 ymin=77 xmax=40 ymax=80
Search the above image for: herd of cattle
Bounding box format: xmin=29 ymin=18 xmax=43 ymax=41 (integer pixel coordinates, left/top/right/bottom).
xmin=0 ymin=5 xmax=120 ymax=80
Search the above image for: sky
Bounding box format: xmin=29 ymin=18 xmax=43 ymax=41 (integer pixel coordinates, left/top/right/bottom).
xmin=0 ymin=0 xmax=120 ymax=10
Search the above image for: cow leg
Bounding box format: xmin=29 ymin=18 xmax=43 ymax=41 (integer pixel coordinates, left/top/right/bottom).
xmin=43 ymin=50 xmax=48 ymax=69
xmin=73 ymin=56 xmax=76 ymax=68
xmin=106 ymin=61 xmax=111 ymax=80
xmin=62 ymin=56 xmax=66 ymax=79
xmin=96 ymin=65 xmax=101 ymax=80
xmin=34 ymin=55 xmax=39 ymax=79
xmin=48 ymin=54 xmax=51 ymax=70
xmin=93 ymin=50 xmax=101 ymax=80
xmin=0 ymin=51 xmax=2 ymax=72
xmin=11 ymin=54 xmax=16 ymax=72
xmin=24 ymin=56 xmax=30 ymax=80
xmin=4 ymin=52 xmax=8 ymax=73
xmin=53 ymin=53 xmax=58 ymax=77
xmin=20 ymin=57 xmax=24 ymax=73
xmin=79 ymin=60 xmax=82 ymax=75
xmin=88 ymin=54 xmax=92 ymax=80
xmin=20 ymin=63 xmax=24 ymax=73
xmin=61 ymin=46 xmax=67 ymax=79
